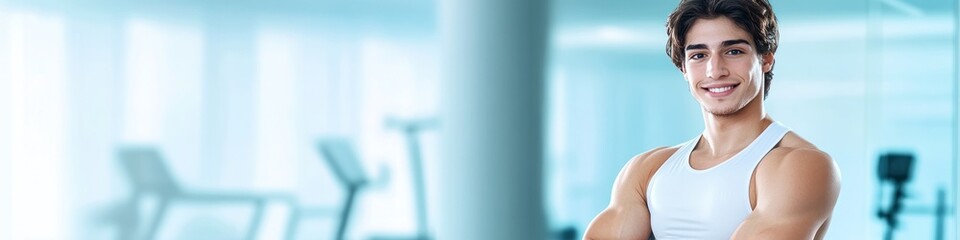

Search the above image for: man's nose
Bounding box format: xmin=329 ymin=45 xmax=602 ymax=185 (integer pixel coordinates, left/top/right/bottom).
xmin=705 ymin=55 xmax=728 ymax=79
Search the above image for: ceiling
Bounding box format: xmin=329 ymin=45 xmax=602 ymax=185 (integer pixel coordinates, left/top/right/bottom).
xmin=553 ymin=0 xmax=955 ymax=26
xmin=4 ymin=0 xmax=955 ymax=43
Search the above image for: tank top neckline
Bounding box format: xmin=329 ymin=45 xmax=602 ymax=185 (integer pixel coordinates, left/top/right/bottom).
xmin=683 ymin=121 xmax=786 ymax=172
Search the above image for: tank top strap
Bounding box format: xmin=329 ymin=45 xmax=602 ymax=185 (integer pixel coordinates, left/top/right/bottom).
xmin=741 ymin=121 xmax=791 ymax=164
xmin=665 ymin=136 xmax=700 ymax=165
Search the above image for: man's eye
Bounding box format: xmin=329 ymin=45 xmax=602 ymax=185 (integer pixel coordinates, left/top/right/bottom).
xmin=690 ymin=53 xmax=705 ymax=60
xmin=727 ymin=49 xmax=744 ymax=55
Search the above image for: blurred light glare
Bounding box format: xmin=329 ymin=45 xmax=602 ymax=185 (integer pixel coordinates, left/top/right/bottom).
xmin=8 ymin=10 xmax=70 ymax=239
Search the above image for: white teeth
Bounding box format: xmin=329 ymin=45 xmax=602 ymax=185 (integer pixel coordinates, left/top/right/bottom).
xmin=708 ymin=86 xmax=733 ymax=93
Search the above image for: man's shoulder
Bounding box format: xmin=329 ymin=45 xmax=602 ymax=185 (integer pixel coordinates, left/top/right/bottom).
xmin=631 ymin=146 xmax=679 ymax=166
xmin=620 ymin=146 xmax=680 ymax=178
xmin=613 ymin=146 xmax=681 ymax=199
xmin=754 ymin=131 xmax=841 ymax=213
xmin=776 ymin=131 xmax=819 ymax=150
xmin=768 ymin=132 xmax=831 ymax=163
xmin=761 ymin=132 xmax=839 ymax=181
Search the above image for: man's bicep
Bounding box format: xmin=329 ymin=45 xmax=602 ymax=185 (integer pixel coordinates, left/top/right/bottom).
xmin=583 ymin=203 xmax=652 ymax=240
xmin=769 ymin=149 xmax=841 ymax=220
xmin=584 ymin=151 xmax=662 ymax=239
xmin=732 ymin=149 xmax=841 ymax=240
xmin=732 ymin=209 xmax=825 ymax=240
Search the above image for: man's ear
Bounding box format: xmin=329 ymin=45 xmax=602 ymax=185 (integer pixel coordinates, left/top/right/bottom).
xmin=761 ymin=53 xmax=775 ymax=73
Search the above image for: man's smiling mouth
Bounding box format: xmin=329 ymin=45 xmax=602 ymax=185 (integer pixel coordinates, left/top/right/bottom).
xmin=702 ymin=83 xmax=740 ymax=93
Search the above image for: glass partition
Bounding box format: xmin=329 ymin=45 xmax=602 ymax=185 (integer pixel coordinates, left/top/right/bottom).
xmin=868 ymin=0 xmax=957 ymax=239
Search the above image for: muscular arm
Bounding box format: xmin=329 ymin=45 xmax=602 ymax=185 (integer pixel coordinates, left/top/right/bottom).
xmin=583 ymin=148 xmax=667 ymax=240
xmin=730 ymin=149 xmax=841 ymax=240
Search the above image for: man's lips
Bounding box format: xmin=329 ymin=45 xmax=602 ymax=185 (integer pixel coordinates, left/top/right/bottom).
xmin=701 ymin=83 xmax=739 ymax=96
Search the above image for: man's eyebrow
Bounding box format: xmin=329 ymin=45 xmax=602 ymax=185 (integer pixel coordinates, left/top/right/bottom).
xmin=722 ymin=39 xmax=750 ymax=47
xmin=685 ymin=39 xmax=751 ymax=51
xmin=685 ymin=43 xmax=707 ymax=50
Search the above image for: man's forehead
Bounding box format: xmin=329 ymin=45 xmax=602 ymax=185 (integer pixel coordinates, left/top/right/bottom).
xmin=684 ymin=17 xmax=754 ymax=48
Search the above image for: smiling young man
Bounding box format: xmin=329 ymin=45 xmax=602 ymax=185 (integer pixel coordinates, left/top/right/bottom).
xmin=583 ymin=0 xmax=841 ymax=239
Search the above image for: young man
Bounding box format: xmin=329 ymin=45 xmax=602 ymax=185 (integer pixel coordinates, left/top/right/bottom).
xmin=583 ymin=0 xmax=841 ymax=239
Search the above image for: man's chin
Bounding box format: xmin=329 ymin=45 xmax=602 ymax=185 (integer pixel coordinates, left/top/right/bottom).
xmin=703 ymin=105 xmax=742 ymax=117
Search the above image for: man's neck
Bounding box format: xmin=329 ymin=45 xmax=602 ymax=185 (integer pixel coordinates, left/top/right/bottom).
xmin=698 ymin=95 xmax=772 ymax=158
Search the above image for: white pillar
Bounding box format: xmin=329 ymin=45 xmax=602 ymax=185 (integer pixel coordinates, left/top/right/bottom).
xmin=437 ymin=0 xmax=549 ymax=239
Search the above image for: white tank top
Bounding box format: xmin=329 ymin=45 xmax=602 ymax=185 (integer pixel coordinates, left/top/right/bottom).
xmin=647 ymin=122 xmax=790 ymax=239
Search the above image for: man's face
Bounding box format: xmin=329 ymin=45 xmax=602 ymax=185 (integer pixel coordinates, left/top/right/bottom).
xmin=681 ymin=16 xmax=773 ymax=116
